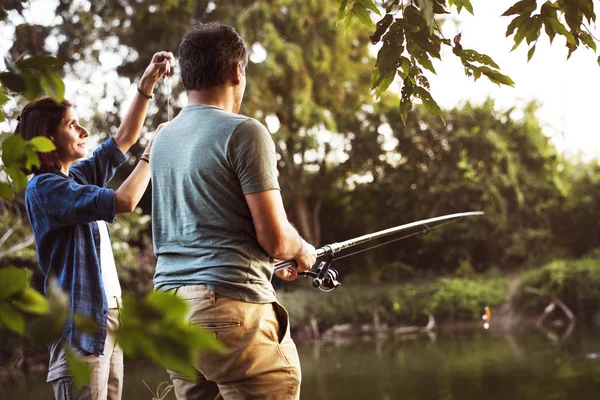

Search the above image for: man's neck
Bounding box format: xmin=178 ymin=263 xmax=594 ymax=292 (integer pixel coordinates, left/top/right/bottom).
xmin=187 ymin=88 xmax=237 ymax=113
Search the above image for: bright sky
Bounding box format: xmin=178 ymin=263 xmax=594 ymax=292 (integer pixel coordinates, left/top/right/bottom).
xmin=429 ymin=0 xmax=600 ymax=160
xmin=1 ymin=0 xmax=599 ymax=159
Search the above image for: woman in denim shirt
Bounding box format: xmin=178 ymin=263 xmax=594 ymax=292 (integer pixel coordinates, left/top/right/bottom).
xmin=21 ymin=51 xmax=173 ymax=400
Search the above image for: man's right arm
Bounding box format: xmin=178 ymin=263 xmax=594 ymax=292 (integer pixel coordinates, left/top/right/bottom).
xmin=245 ymin=189 xmax=316 ymax=277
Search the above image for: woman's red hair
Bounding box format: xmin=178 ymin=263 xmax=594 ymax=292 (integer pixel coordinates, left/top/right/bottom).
xmin=16 ymin=97 xmax=72 ymax=174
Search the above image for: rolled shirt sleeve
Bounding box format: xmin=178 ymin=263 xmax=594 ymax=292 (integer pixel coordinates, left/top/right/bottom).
xmin=32 ymin=174 xmax=116 ymax=226
xmin=69 ymin=137 xmax=128 ymax=188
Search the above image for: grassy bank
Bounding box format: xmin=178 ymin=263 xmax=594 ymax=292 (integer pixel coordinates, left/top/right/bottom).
xmin=513 ymin=254 xmax=600 ymax=319
xmin=278 ymin=254 xmax=600 ymax=332
xmin=278 ymin=277 xmax=508 ymax=331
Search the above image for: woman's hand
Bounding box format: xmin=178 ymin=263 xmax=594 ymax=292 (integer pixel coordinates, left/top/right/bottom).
xmin=139 ymin=51 xmax=175 ymax=95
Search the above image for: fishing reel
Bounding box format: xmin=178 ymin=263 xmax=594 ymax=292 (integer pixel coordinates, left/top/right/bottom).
xmin=299 ymin=248 xmax=341 ymax=292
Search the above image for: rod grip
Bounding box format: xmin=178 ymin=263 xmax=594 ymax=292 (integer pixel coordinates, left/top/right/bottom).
xmin=273 ymin=247 xmax=328 ymax=272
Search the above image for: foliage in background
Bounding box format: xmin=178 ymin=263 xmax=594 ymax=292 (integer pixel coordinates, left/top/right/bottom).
xmin=109 ymin=208 xmax=156 ymax=294
xmin=319 ymin=100 xmax=568 ymax=277
xmin=340 ymin=0 xmax=598 ymax=124
xmin=513 ymin=254 xmax=600 ymax=318
xmin=278 ymin=276 xmax=507 ymax=330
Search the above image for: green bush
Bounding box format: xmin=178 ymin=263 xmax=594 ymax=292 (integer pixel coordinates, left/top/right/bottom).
xmin=512 ymin=256 xmax=600 ymax=317
xmin=428 ymin=277 xmax=507 ymax=321
xmin=278 ymin=276 xmax=508 ymax=330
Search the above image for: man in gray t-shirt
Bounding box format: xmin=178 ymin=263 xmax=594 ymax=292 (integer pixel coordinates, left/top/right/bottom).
xmin=150 ymin=23 xmax=316 ymax=400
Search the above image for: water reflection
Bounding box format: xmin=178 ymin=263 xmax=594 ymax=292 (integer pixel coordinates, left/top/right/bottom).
xmin=2 ymin=328 xmax=600 ymax=399
xmin=297 ymin=329 xmax=600 ymax=400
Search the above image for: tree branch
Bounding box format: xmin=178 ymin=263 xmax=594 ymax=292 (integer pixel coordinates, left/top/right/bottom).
xmin=0 ymin=235 xmax=35 ymax=260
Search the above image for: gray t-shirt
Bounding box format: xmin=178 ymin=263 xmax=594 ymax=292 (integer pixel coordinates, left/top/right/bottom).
xmin=151 ymin=104 xmax=280 ymax=303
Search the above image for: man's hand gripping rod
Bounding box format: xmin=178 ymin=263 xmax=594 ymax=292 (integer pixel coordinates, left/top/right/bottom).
xmin=275 ymin=244 xmax=342 ymax=292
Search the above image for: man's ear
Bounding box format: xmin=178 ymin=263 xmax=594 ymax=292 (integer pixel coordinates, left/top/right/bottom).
xmin=230 ymin=62 xmax=244 ymax=85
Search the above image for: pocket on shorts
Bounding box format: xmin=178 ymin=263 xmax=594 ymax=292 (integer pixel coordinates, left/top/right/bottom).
xmin=273 ymin=302 xmax=291 ymax=344
xmin=193 ymin=319 xmax=242 ymax=332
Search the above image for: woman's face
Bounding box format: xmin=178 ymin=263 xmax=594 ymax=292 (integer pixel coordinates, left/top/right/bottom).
xmin=52 ymin=107 xmax=89 ymax=163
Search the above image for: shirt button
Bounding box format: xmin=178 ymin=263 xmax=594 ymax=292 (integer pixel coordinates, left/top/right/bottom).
xmin=103 ymin=310 xmax=107 ymax=315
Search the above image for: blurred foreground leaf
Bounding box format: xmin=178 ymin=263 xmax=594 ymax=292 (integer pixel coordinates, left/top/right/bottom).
xmin=116 ymin=291 xmax=224 ymax=379
xmin=65 ymin=345 xmax=90 ymax=391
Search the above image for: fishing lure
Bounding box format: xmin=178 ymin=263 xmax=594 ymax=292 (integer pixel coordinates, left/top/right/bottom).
xmin=482 ymin=306 xmax=491 ymax=329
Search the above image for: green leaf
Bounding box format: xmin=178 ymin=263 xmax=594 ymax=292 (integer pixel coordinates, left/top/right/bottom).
xmin=30 ymin=282 xmax=70 ymax=344
xmin=0 ymin=182 xmax=12 ymax=199
xmin=399 ymin=80 xmax=414 ymax=125
xmin=370 ymin=14 xmax=394 ymax=44
xmin=432 ymin=0 xmax=449 ymax=14
xmin=410 ymin=30 xmax=440 ymax=58
xmin=17 ymin=55 xmax=64 ymax=70
xmin=48 ymin=279 xmax=70 ymax=329
xmin=502 ymin=0 xmax=536 ymax=16
xmin=21 ymin=69 xmax=42 ymax=101
xmin=525 ymin=15 xmax=543 ymax=45
xmin=145 ymin=291 xmax=188 ymax=323
xmin=1 ymin=133 xmax=26 ymax=166
xmin=0 ymin=72 xmax=26 ymax=93
xmin=0 ymin=267 xmax=30 ymax=300
xmin=505 ymin=15 xmax=526 ymax=37
xmin=351 ymin=3 xmax=375 ymax=30
xmin=478 ymin=66 xmax=515 ymax=86
xmin=460 ymin=49 xmax=500 ymax=69
xmin=580 ymin=32 xmax=597 ymax=51
xmin=0 ymin=301 xmax=25 ymax=335
xmin=399 ymin=97 xmax=412 ymax=126
xmin=337 ymin=0 xmax=348 ymax=23
xmin=404 ymin=5 xmax=428 ymax=30
xmin=24 ymin=147 xmax=41 ymax=171
xmin=40 ymin=72 xmax=65 ymax=103
xmin=0 ymin=92 xmax=10 ymax=106
xmin=6 ymin=166 xmax=28 ymax=192
xmin=73 ymin=314 xmax=100 ymax=334
xmin=411 ymin=47 xmax=436 ymax=73
xmin=544 ymin=17 xmax=557 ymax=43
xmin=11 ymin=288 xmax=49 ymax=315
xmin=449 ymin=0 xmax=474 ymax=15
xmin=398 ymin=57 xmax=411 ymax=79
xmin=546 ymin=17 xmax=575 ymax=44
xmin=116 ymin=292 xmax=224 ymax=380
xmin=597 ymin=55 xmax=600 ymax=66
xmin=563 ymin=0 xmax=583 ymax=33
xmin=65 ymin=345 xmax=91 ymax=390
xmin=527 ymin=45 xmax=536 ymax=61
xmin=0 ymin=110 xmax=4 ymax=123
xmin=28 ymin=136 xmax=57 ymax=152
xmin=374 ymin=70 xmax=396 ymax=98
xmin=418 ymin=0 xmax=435 ymax=33
xmin=417 ymin=87 xmax=445 ymax=124
xmin=355 ymin=0 xmax=381 ymax=16
xmin=510 ymin=22 xmax=530 ymax=51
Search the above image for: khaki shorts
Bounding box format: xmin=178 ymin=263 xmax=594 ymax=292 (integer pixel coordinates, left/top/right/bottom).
xmin=168 ymin=285 xmax=301 ymax=400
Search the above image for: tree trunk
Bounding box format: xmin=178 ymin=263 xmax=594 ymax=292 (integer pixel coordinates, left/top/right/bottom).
xmin=292 ymin=196 xmax=322 ymax=246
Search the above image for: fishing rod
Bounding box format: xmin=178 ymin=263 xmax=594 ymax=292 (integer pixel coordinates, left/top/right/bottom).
xmin=274 ymin=211 xmax=484 ymax=292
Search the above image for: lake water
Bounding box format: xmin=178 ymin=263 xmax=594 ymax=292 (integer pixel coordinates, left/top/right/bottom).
xmin=2 ymin=328 xmax=600 ymax=399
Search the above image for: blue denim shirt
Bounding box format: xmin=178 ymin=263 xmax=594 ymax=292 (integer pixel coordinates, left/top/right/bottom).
xmin=25 ymin=137 xmax=127 ymax=354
